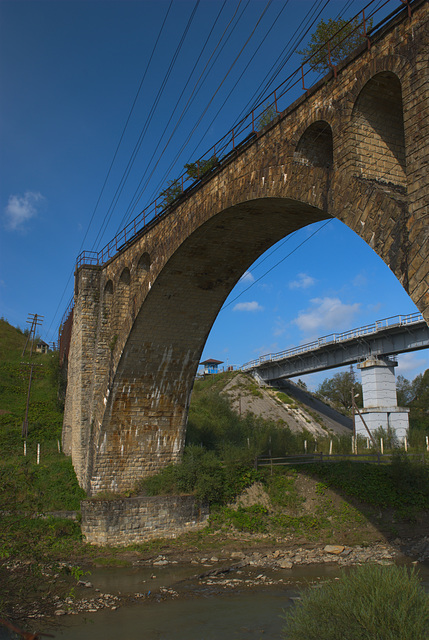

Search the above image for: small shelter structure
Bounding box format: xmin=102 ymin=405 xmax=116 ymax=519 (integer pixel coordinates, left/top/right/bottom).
xmin=36 ymin=340 xmax=49 ymax=354
xmin=200 ymin=358 xmax=223 ymax=375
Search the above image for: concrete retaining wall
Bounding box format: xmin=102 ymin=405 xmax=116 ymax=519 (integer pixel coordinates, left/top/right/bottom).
xmin=81 ymin=495 xmax=209 ymax=546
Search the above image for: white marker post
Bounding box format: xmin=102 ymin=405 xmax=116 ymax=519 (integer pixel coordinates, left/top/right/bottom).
xmin=24 ymin=441 xmax=27 ymax=457
xmin=37 ymin=443 xmax=40 ymax=465
xmin=304 ymin=440 xmax=307 ymax=454
xmin=329 ymin=440 xmax=333 ymax=456
xmin=404 ymin=436 xmax=408 ymax=452
xmin=380 ymin=438 xmax=384 ymax=455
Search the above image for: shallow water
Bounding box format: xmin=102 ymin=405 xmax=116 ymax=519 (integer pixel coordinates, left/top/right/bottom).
xmin=56 ymin=588 xmax=293 ymax=640
xmin=53 ymin=563 xmax=347 ymax=640
xmin=54 ymin=561 xmax=429 ymax=640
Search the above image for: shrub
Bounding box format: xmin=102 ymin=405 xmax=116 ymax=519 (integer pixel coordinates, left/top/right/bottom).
xmin=184 ymin=156 xmax=217 ymax=180
xmin=283 ymin=564 xmax=429 ymax=640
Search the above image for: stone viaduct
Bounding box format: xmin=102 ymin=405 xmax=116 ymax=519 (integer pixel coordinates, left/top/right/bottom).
xmin=62 ymin=0 xmax=429 ymax=495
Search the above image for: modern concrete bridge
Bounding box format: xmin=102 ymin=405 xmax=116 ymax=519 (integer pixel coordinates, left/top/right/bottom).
xmin=241 ymin=312 xmax=429 ymax=379
xmin=61 ymin=0 xmax=429 ymax=495
xmin=243 ymin=311 xmax=429 ymax=442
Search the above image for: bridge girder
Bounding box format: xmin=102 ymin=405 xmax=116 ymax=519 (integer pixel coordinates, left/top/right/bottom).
xmin=253 ymin=321 xmax=429 ymax=382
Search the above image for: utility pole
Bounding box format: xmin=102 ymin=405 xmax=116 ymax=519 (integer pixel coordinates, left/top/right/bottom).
xmin=21 ymin=313 xmax=44 ymax=438
xmin=350 ymin=366 xmax=356 ymax=454
xmin=22 ymin=313 xmax=44 ymax=358
xmin=352 ymin=392 xmax=379 ymax=452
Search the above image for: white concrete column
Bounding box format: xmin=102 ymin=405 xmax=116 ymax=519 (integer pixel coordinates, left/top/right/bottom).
xmin=357 ymin=356 xmax=409 ymax=442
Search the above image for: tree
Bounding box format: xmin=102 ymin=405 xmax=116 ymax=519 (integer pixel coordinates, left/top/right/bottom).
xmin=297 ymin=16 xmax=373 ymax=74
xmin=396 ymin=374 xmax=416 ymax=406
xmin=316 ymin=370 xmax=362 ymax=414
xmin=409 ymin=369 xmax=429 ymax=432
xmin=257 ymin=104 xmax=276 ymax=130
xmin=184 ymin=156 xmax=217 ymax=181
xmin=159 ymin=179 xmax=181 ymax=208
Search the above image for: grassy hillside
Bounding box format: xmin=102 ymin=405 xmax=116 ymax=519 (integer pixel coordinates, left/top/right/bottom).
xmin=0 ymin=319 xmax=85 ymax=560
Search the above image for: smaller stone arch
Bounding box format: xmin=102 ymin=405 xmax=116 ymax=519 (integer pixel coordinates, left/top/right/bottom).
xmin=119 ymin=267 xmax=131 ymax=286
xmin=351 ymin=71 xmax=406 ymax=188
xmin=294 ymin=121 xmax=334 ymax=168
xmin=115 ymin=267 xmax=131 ymax=327
xmin=137 ymin=252 xmax=151 ymax=276
xmin=102 ymin=280 xmax=114 ymax=324
xmin=104 ymin=279 xmax=114 ymax=296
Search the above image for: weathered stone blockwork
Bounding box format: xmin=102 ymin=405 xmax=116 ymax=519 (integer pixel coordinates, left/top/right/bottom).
xmin=81 ymin=496 xmax=209 ymax=546
xmin=64 ymin=1 xmax=429 ymax=495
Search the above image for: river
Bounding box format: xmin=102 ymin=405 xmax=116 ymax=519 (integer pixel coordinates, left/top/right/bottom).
xmin=53 ymin=561 xmax=429 ymax=640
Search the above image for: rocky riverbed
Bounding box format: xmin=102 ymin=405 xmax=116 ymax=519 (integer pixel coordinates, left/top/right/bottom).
xmin=6 ymin=535 xmax=428 ymax=626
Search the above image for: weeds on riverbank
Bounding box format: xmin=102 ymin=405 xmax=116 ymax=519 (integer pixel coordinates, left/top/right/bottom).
xmin=283 ymin=564 xmax=429 ymax=640
xmin=303 ymin=456 xmax=429 ymax=520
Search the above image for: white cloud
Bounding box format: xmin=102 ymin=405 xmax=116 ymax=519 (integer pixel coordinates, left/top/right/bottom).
xmin=353 ymin=273 xmax=367 ymax=287
xmin=289 ymin=272 xmax=315 ymax=290
xmin=293 ymin=297 xmax=361 ymax=336
xmin=4 ymin=191 xmax=44 ymax=230
xmin=273 ymin=316 xmax=287 ymax=337
xmin=233 ymin=301 xmax=263 ymax=312
xmin=396 ymin=352 xmax=429 ymax=377
xmin=239 ymin=270 xmax=254 ymax=284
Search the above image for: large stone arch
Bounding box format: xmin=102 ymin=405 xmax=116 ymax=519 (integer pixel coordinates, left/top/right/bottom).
xmin=88 ymin=197 xmax=329 ymax=494
xmin=78 ymin=156 xmax=419 ymax=495
xmin=63 ymin=2 xmax=429 ymax=494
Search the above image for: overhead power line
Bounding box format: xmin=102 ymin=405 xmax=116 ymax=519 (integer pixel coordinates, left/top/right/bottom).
xmin=92 ymin=0 xmax=201 ymax=252
xmin=127 ymin=0 xmax=274 ymax=221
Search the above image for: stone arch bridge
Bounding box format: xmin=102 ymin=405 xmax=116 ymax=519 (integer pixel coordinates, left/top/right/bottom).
xmin=62 ymin=0 xmax=429 ymax=495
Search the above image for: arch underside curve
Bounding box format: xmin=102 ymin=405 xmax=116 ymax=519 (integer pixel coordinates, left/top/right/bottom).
xmin=86 ymin=175 xmax=411 ymax=494
xmin=87 ymin=197 xmax=328 ymax=493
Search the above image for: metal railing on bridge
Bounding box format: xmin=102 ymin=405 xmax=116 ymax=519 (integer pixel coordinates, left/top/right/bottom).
xmin=241 ymin=312 xmax=424 ymax=371
xmin=74 ymin=0 xmax=410 ymax=271
xmin=59 ymin=0 xmax=414 ymax=346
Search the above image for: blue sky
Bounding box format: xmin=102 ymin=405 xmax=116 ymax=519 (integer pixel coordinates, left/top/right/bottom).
xmin=1 ymin=0 xmax=427 ymax=390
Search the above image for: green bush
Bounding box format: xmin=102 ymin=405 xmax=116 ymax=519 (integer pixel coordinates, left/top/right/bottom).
xmin=211 ymin=504 xmax=269 ymax=532
xmin=283 ymin=564 xmax=429 ymax=640
xmin=266 ymin=471 xmax=303 ymax=511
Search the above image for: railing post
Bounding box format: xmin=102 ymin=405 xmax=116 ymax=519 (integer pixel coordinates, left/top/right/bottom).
xmin=274 ymin=90 xmax=278 ymax=113
xmin=232 ymin=128 xmax=235 ymax=150
xmin=251 ymin=110 xmax=255 ymax=133
xmin=400 ymin=0 xmax=412 ymax=18
xmin=362 ymin=9 xmax=371 ymax=50
xmin=301 ymin=64 xmax=307 ymax=91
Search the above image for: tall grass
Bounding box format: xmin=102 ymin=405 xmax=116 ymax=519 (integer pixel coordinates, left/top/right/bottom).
xmin=283 ymin=564 xmax=429 ymax=640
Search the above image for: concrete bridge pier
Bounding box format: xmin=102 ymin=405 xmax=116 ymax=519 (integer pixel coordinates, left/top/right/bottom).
xmin=357 ymin=356 xmax=409 ymax=442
